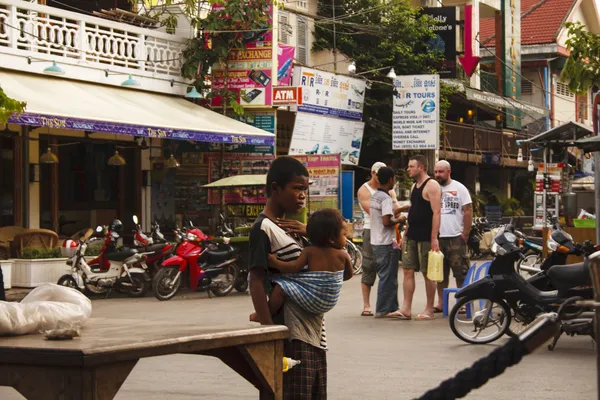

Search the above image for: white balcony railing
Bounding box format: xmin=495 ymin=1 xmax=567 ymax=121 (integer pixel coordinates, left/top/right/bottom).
xmin=0 ymin=0 xmax=187 ymax=82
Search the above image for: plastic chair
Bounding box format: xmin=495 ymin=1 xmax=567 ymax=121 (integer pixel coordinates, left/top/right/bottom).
xmin=442 ymin=262 xmax=476 ymax=317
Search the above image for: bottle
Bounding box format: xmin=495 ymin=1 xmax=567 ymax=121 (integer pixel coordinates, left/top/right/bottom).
xmin=282 ymin=357 xmax=301 ymax=372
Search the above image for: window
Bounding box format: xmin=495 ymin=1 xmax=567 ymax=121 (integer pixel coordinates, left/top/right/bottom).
xmin=556 ymin=82 xmax=575 ymax=98
xmin=521 ymin=80 xmax=532 ymax=95
xmin=577 ymin=94 xmax=588 ymax=122
xmin=296 ymin=16 xmax=308 ymax=65
xmin=278 ymin=12 xmax=290 ymax=44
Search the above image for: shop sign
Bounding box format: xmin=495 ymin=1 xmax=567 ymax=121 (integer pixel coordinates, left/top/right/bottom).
xmin=273 ymin=86 xmax=303 ymax=106
xmin=277 ymin=45 xmax=295 ymax=86
xmin=502 ymin=0 xmax=522 ymax=129
xmin=392 ymin=74 xmax=440 ymax=150
xmin=226 ymin=204 xmax=264 ymax=218
xmin=422 ymin=7 xmax=457 ymax=79
xmin=293 ymin=67 xmax=366 ymax=121
xmin=289 ymin=112 xmax=364 ymax=166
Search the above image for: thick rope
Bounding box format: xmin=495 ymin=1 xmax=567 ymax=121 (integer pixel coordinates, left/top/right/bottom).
xmin=417 ymin=337 xmax=529 ymax=400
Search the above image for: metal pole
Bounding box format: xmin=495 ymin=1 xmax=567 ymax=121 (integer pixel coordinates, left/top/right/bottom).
xmin=332 ymin=0 xmax=337 ymax=72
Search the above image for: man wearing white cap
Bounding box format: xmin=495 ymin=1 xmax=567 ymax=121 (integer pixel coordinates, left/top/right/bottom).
xmin=357 ymin=161 xmax=387 ymax=316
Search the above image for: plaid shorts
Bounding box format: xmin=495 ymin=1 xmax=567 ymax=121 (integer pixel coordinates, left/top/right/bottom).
xmin=284 ymin=340 xmax=327 ymax=399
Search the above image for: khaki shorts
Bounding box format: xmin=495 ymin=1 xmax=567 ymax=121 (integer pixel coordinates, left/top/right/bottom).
xmin=440 ymin=236 xmax=470 ymax=283
xmin=402 ymin=239 xmax=431 ymax=274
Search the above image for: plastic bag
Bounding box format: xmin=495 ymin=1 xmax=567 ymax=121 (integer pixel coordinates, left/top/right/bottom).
xmin=578 ymin=209 xmax=596 ymax=219
xmin=427 ymin=250 xmax=444 ymax=282
xmin=0 ymin=283 xmax=91 ymax=336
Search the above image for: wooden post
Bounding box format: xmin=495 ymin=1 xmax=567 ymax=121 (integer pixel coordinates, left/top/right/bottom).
xmin=134 ymin=148 xmax=142 ymax=218
xmin=13 ymin=132 xmax=23 ymax=227
xmin=50 ymin=137 xmax=59 ymax=234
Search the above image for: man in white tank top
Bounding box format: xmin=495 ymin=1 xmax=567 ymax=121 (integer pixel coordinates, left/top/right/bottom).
xmin=357 ymin=162 xmax=386 ymax=316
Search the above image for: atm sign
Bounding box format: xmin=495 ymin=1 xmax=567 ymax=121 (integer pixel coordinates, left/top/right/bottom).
xmin=272 ymin=86 xmax=303 ymax=106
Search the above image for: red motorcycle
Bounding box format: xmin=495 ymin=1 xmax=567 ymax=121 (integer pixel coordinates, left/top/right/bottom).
xmin=132 ymin=215 xmax=175 ymax=278
xmin=152 ymin=224 xmax=241 ymax=301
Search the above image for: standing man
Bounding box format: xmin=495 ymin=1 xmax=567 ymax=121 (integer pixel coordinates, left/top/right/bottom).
xmin=433 ymin=160 xmax=472 ymax=313
xmin=371 ymin=167 xmax=406 ymax=319
xmin=357 ymin=161 xmax=386 ymax=316
xmin=399 ymin=154 xmax=442 ymax=321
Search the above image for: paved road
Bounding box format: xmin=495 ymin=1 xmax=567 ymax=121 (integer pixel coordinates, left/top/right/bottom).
xmin=1 ymin=273 xmax=596 ymax=399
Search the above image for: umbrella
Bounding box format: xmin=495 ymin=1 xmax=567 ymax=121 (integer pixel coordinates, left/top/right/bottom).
xmin=203 ymin=174 xmax=266 ymax=188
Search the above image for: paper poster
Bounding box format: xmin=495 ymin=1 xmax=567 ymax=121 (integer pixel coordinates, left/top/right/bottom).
xmin=288 ymin=112 xmax=365 ymax=165
xmin=291 ymin=154 xmax=340 ymax=211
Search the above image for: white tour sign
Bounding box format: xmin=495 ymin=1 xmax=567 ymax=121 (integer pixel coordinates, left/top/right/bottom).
xmin=392 ymin=74 xmax=440 ymax=150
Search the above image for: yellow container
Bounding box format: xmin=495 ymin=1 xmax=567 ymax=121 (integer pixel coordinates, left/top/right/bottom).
xmin=426 ymin=251 xmax=444 ymax=282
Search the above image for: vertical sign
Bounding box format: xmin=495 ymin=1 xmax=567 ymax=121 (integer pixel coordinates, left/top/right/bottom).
xmin=392 ymin=75 xmax=440 ymax=150
xmin=422 ymin=7 xmax=458 ymax=79
xmin=502 ymin=0 xmax=521 ymax=129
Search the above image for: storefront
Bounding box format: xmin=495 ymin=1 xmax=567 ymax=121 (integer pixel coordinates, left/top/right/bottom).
xmin=0 ymin=70 xmax=275 ymax=236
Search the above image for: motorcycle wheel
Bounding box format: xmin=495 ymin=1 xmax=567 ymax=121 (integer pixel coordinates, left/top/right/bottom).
xmin=516 ymin=254 xmax=542 ymax=278
xmin=210 ymin=263 xmax=239 ymax=297
xmin=85 ymin=283 xmax=109 ymax=296
xmin=345 ymin=240 xmax=363 ymax=275
xmin=153 ymin=267 xmax=181 ymax=301
xmin=57 ymin=275 xmax=79 ymax=291
xmin=449 ymin=297 xmax=512 ymax=344
xmin=127 ymin=275 xmax=150 ymax=298
xmin=235 ymin=279 xmax=249 ymax=292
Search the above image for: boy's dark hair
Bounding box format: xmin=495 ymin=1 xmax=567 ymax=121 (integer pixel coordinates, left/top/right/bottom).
xmin=266 ymin=156 xmax=309 ymax=196
xmin=377 ymin=166 xmax=395 ymax=186
xmin=409 ymin=154 xmax=428 ymax=170
xmin=307 ymin=209 xmax=345 ymax=247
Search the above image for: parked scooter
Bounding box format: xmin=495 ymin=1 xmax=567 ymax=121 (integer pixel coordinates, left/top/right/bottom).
xmin=132 ymin=215 xmax=176 ymax=277
xmin=57 ymin=224 xmax=152 ymax=297
xmin=448 ymin=220 xmax=595 ymax=349
xmin=153 ymin=222 xmax=242 ymax=301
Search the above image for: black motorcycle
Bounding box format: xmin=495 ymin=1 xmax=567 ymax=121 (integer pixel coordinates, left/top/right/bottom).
xmin=449 ymin=221 xmax=595 ymax=348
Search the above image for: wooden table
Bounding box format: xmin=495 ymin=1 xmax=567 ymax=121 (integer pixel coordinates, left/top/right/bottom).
xmin=0 ymin=318 xmax=288 ymax=399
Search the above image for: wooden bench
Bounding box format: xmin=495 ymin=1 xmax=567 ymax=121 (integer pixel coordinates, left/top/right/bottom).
xmin=0 ymin=317 xmax=288 ymax=399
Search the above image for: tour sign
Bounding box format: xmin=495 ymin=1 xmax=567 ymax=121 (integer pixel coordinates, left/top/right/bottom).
xmin=272 ymin=86 xmax=303 ymax=106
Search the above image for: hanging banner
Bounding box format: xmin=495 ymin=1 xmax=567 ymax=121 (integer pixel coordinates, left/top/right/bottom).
xmin=422 ymin=7 xmax=457 ymax=79
xmin=293 ymin=66 xmax=366 ymax=121
xmin=289 ymin=112 xmax=365 ymax=165
xmin=291 ymin=154 xmax=340 ymax=211
xmin=277 ymin=44 xmax=295 ymax=86
xmin=392 ymin=74 xmax=440 ymax=150
xmin=211 ymin=4 xmax=274 ymax=107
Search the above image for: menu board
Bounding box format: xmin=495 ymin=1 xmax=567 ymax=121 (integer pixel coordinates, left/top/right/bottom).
xmin=289 ymin=112 xmax=365 ymax=166
xmin=290 ymin=154 xmax=341 ymax=211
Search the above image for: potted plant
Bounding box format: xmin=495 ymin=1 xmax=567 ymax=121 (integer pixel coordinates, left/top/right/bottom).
xmin=10 ymin=247 xmax=69 ymax=288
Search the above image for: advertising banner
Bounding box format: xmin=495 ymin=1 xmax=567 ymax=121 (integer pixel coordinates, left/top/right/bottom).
xmin=392 ymin=74 xmax=440 ymax=150
xmin=291 ymin=154 xmax=340 ymax=211
xmin=422 ymin=7 xmax=457 ymax=79
xmin=211 ymin=5 xmax=274 ymax=107
xmin=289 ymin=112 xmax=365 ymax=165
xmin=293 ymin=67 xmax=366 ymax=121
xmin=277 ymin=44 xmax=295 ymax=86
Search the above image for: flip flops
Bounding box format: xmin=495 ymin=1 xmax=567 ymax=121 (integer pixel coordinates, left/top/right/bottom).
xmin=361 ymin=310 xmax=374 ymax=317
xmin=415 ymin=313 xmax=435 ymax=321
xmin=376 ymin=311 xmax=411 ymax=320
xmin=433 ymin=307 xmax=443 ymax=314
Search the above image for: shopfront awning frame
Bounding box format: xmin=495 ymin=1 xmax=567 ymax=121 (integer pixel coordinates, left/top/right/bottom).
xmin=1 ymin=71 xmax=275 ymax=146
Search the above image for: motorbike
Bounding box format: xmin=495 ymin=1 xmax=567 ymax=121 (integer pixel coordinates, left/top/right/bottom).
xmin=57 ymin=226 xmax=152 ymax=297
xmin=132 ymin=215 xmax=176 ymax=277
xmin=448 ymin=220 xmax=595 ymax=349
xmin=467 ymin=217 xmax=499 ymax=259
xmin=152 ymin=223 xmax=242 ymax=301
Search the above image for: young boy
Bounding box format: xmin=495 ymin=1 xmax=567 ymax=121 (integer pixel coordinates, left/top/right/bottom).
xmin=248 ymin=156 xmax=328 ymax=399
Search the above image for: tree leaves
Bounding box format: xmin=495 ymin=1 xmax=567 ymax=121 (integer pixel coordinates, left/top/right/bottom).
xmin=561 ymin=21 xmax=600 ymax=93
xmin=0 ymin=87 xmax=26 ymax=123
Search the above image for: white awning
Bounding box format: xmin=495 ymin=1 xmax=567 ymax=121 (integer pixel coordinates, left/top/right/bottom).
xmin=0 ymin=70 xmax=274 ymax=146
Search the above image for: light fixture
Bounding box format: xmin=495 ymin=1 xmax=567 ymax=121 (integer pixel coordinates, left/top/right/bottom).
xmin=165 ymin=154 xmax=180 ymax=168
xmin=528 ymin=156 xmax=535 ymax=172
xmin=459 ymin=117 xmax=464 ymax=123
xmin=386 ymin=68 xmax=397 ymax=79
xmin=43 ymin=61 xmax=66 ymax=76
xmin=185 ymin=87 xmax=203 ymax=99
xmin=121 ymin=75 xmax=141 ymax=87
xmin=139 ymin=137 xmax=149 ymax=150
xmin=348 ymin=61 xmax=357 ymax=74
xmin=40 ymin=148 xmax=59 ymax=164
xmin=517 ymin=148 xmax=524 ymax=162
xmin=108 ymin=151 xmax=126 ymax=166
xmin=496 ymin=114 xmax=502 ymax=122
xmin=467 ymin=109 xmax=474 ymax=117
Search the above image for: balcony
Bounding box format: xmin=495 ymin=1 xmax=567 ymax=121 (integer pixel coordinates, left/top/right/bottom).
xmin=441 ymin=121 xmax=531 ymax=166
xmin=0 ymin=0 xmax=189 ymax=95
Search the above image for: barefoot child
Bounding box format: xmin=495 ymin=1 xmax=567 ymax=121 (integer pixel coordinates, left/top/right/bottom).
xmin=250 ymin=209 xmax=353 ymax=321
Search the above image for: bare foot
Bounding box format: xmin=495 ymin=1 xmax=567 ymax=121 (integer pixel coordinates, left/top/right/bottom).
xmin=249 ymin=312 xmax=259 ymax=323
xmin=397 ymin=308 xmax=412 ymax=319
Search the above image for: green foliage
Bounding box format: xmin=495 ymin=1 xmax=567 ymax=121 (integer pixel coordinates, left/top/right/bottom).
xmin=313 ymin=0 xmax=445 ymax=163
xmin=143 ymin=0 xmax=272 ymax=115
xmin=483 ymin=188 xmax=525 ymax=217
xmin=0 ymin=87 xmax=26 ymax=123
xmin=19 ymin=247 xmax=62 ymax=259
xmin=470 ymin=192 xmax=488 ymax=217
xmin=561 ymin=21 xmax=600 ymax=93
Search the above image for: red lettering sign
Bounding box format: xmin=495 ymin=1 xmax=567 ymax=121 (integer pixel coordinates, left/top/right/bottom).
xmin=272 ymin=86 xmax=302 ymax=106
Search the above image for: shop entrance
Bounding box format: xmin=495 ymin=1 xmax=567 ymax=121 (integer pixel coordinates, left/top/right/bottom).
xmin=0 ymin=136 xmax=15 ymax=226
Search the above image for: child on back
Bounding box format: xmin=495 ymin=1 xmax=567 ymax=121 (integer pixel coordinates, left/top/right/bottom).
xmin=250 ymin=208 xmax=353 ymax=321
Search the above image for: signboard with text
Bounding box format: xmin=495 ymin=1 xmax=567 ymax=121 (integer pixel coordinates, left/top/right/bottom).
xmin=422 ymin=7 xmax=457 ymax=79
xmin=291 ymin=154 xmax=340 ymax=211
xmin=392 ymin=74 xmax=440 ymax=150
xmin=293 ymin=67 xmax=366 ymax=121
xmin=502 ymin=0 xmax=521 ymax=129
xmin=273 ymin=86 xmax=303 ymax=106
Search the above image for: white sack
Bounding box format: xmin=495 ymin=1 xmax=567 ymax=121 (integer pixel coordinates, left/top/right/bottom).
xmin=0 ymin=283 xmax=92 ymax=336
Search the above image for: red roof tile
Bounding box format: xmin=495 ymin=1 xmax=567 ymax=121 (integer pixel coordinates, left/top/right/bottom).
xmin=480 ymin=0 xmax=576 ymax=47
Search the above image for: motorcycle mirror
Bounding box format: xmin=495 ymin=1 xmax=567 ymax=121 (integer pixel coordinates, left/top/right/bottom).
xmin=95 ymin=226 xmax=103 ymax=233
xmin=133 ymin=215 xmax=139 ymax=224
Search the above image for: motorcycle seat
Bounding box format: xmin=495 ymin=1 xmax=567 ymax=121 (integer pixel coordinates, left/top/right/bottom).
xmin=206 ymin=248 xmax=236 ymax=262
xmin=105 ymin=249 xmax=138 ymax=261
xmin=524 ymin=236 xmax=543 ymax=246
xmin=142 ymin=243 xmax=166 ymax=253
xmin=547 ymin=262 xmax=591 ymax=292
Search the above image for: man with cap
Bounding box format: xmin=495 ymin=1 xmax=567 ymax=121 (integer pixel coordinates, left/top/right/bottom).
xmin=357 ymin=162 xmax=404 ymax=316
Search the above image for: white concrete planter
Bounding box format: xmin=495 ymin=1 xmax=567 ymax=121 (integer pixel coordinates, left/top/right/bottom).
xmin=1 ymin=260 xmax=12 ymax=290
xmin=10 ymin=258 xmax=70 ymax=288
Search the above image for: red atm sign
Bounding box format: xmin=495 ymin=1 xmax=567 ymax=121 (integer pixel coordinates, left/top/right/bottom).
xmin=272 ymin=86 xmax=303 ymax=106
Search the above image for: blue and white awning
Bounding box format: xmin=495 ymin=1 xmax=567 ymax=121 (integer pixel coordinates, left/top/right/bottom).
xmin=1 ymin=70 xmax=274 ymax=146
